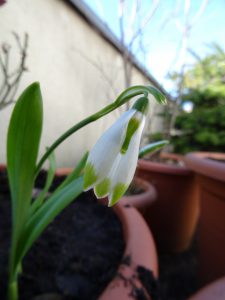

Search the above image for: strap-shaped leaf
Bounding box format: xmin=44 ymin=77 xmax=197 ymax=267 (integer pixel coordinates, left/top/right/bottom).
xmin=139 ymin=140 xmax=169 ymax=158
xmin=16 ymin=176 xmax=84 ymax=267
xmin=30 ymin=151 xmax=56 ymax=215
xmin=7 ymin=82 xmax=43 ymax=234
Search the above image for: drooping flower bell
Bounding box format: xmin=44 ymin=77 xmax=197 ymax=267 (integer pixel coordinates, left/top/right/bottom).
xmin=83 ymin=97 xmax=149 ymax=206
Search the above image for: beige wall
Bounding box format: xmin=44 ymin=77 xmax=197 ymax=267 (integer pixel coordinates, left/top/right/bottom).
xmin=0 ymin=0 xmax=163 ymax=167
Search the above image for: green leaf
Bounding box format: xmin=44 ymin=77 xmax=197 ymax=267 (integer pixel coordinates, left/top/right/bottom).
xmin=30 ymin=150 xmax=56 ymax=215
xmin=16 ymin=176 xmax=84 ymax=266
xmin=139 ymin=140 xmax=169 ymax=158
xmin=7 ymin=82 xmax=43 ymax=234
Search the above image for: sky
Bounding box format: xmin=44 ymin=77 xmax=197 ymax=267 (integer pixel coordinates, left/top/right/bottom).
xmin=83 ymin=0 xmax=225 ymax=92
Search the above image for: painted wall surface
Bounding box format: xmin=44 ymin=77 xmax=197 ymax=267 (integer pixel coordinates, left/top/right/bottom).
xmin=0 ymin=0 xmax=164 ymax=167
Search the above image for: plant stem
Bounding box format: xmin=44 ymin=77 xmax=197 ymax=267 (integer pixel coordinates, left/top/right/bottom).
xmin=34 ymin=102 xmax=116 ymax=176
xmin=35 ymin=85 xmax=165 ymax=175
xmin=8 ymin=279 xmax=18 ymax=300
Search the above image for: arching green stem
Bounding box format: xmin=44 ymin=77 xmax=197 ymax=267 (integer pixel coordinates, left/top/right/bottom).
xmin=35 ymin=85 xmax=166 ymax=176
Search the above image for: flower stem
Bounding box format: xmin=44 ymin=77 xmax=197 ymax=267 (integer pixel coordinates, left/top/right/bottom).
xmin=35 ymin=85 xmax=164 ymax=176
xmin=34 ymin=102 xmax=116 ymax=176
xmin=8 ymin=279 xmax=18 ymax=300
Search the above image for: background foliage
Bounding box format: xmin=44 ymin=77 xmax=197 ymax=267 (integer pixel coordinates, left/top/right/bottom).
xmin=159 ymin=44 xmax=225 ymax=153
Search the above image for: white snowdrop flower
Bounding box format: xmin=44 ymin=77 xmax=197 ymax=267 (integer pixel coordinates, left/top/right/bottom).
xmin=83 ymin=97 xmax=148 ymax=206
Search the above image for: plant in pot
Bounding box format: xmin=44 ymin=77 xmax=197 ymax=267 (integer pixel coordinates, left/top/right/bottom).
xmin=1 ymin=82 xmax=166 ymax=300
xmin=136 ymin=150 xmax=199 ymax=253
xmin=185 ymin=152 xmax=225 ymax=286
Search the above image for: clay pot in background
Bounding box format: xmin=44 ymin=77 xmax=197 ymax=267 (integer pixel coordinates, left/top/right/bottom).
xmin=136 ymin=153 xmax=199 ymax=253
xmin=185 ymin=152 xmax=225 ymax=285
xmin=188 ymin=276 xmax=225 ymax=300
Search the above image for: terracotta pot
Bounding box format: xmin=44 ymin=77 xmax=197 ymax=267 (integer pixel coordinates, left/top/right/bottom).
xmin=120 ymin=177 xmax=157 ymax=215
xmin=185 ymin=152 xmax=225 ymax=285
xmin=136 ymin=153 xmax=199 ymax=253
xmin=188 ymin=276 xmax=225 ymax=300
xmin=99 ymin=201 xmax=158 ymax=300
xmin=0 ymin=164 xmax=6 ymax=171
xmin=54 ymin=167 xmax=73 ymax=176
xmin=54 ymin=169 xmax=159 ymax=299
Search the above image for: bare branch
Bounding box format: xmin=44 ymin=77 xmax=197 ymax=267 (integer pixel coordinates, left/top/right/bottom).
xmin=0 ymin=32 xmax=29 ymax=111
xmin=190 ymin=0 xmax=208 ymax=27
xmin=128 ymin=0 xmax=160 ymax=50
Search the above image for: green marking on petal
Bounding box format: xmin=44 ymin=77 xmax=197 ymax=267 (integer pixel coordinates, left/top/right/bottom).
xmin=120 ymin=117 xmax=140 ymax=154
xmin=109 ymin=182 xmax=127 ymax=207
xmin=95 ymin=178 xmax=111 ymax=198
xmin=83 ymin=162 xmax=98 ymax=190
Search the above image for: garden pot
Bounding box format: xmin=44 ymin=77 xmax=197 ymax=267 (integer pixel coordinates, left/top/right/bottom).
xmin=55 ymin=169 xmax=159 ymax=299
xmin=120 ymin=177 xmax=157 ymax=215
xmin=55 ymin=170 xmax=159 ymax=299
xmin=188 ymin=276 xmax=225 ymax=300
xmin=54 ymin=167 xmax=73 ymax=176
xmin=0 ymin=168 xmax=159 ymax=299
xmin=185 ymin=152 xmax=225 ymax=285
xmin=0 ymin=163 xmax=6 ymax=171
xmin=99 ymin=200 xmax=158 ymax=300
xmin=136 ymin=152 xmax=199 ymax=253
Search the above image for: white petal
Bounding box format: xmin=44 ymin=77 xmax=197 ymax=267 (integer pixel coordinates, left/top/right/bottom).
xmin=84 ymin=109 xmax=136 ymax=190
xmin=108 ymin=117 xmax=145 ymax=206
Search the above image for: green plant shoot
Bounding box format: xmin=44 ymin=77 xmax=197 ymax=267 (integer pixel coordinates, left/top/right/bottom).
xmin=6 ymin=82 xmax=166 ymax=300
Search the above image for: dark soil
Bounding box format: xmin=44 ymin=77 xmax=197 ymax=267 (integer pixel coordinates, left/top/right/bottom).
xmin=126 ymin=183 xmax=145 ymax=196
xmin=0 ymin=170 xmax=159 ymax=300
xmin=0 ymin=169 xmax=198 ymax=300
xmin=0 ymin=170 xmax=125 ymax=300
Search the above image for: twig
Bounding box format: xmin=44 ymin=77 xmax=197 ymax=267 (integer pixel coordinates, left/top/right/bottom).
xmin=0 ymin=32 xmax=29 ymax=110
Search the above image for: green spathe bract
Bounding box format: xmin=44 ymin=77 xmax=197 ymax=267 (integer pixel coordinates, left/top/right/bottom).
xmin=6 ymin=83 xmax=167 ymax=300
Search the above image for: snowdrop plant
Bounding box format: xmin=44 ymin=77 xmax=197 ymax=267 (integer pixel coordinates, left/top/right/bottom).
xmin=6 ymin=82 xmax=167 ymax=300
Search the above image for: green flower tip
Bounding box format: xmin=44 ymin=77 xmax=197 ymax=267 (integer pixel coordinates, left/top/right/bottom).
xmin=108 ymin=182 xmax=127 ymax=207
xmin=83 ymin=162 xmax=98 ymax=190
xmin=132 ymin=97 xmax=149 ymax=115
xmin=95 ymin=178 xmax=111 ymax=197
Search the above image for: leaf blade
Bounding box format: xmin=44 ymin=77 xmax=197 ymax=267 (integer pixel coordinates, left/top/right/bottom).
xmin=7 ymin=82 xmax=43 ymax=232
xmin=16 ymin=176 xmax=84 ymax=265
xmin=139 ymin=140 xmax=169 ymax=158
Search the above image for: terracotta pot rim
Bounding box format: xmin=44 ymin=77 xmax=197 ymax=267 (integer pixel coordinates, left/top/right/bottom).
xmin=0 ymin=164 xmax=6 ymax=171
xmin=185 ymin=152 xmax=225 ymax=182
xmin=160 ymin=152 xmax=184 ymax=161
xmin=99 ymin=201 xmax=158 ymax=299
xmin=122 ymin=177 xmax=157 ymax=208
xmin=138 ymin=158 xmax=192 ymax=176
